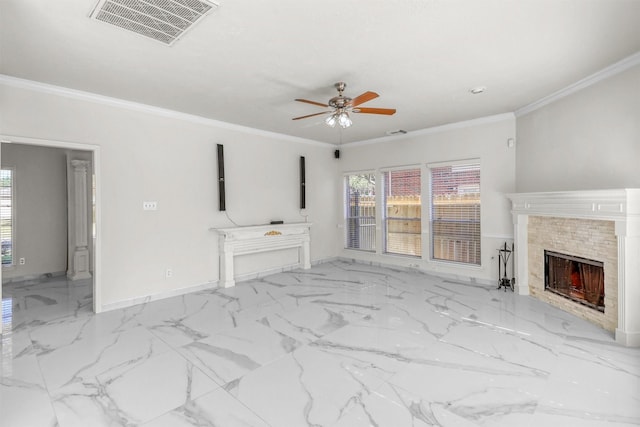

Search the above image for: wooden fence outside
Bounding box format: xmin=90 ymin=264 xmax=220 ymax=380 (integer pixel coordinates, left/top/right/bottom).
xmin=347 ymin=194 xmax=480 ymax=263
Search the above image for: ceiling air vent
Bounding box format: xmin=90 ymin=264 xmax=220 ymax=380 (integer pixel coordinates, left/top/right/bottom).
xmin=90 ymin=0 xmax=218 ymax=45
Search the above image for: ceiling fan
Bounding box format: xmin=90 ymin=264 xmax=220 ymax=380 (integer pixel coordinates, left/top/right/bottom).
xmin=292 ymin=82 xmax=396 ymax=129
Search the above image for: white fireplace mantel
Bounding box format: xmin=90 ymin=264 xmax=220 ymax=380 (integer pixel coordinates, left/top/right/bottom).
xmin=212 ymin=222 xmax=312 ymax=288
xmin=507 ymin=188 xmax=640 ymax=347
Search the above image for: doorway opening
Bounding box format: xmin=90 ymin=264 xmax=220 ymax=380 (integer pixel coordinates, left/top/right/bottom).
xmin=0 ymin=135 xmax=101 ymax=336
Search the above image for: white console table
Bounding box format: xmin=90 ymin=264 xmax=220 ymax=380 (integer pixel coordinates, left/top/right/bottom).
xmin=212 ymin=222 xmax=312 ymax=288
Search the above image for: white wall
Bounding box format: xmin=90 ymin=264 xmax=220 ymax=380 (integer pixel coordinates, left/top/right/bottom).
xmin=338 ymin=116 xmax=517 ymax=283
xmin=516 ymin=65 xmax=640 ymax=192
xmin=1 ymin=144 xmax=68 ymax=281
xmin=0 ymin=83 xmax=339 ymax=309
xmin=0 ymin=62 xmax=635 ymax=313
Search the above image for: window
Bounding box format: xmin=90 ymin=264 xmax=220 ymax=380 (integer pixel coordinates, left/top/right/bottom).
xmin=430 ymin=162 xmax=481 ymax=265
xmin=1 ymin=169 xmax=14 ymax=267
xmin=383 ymin=168 xmax=421 ymax=256
xmin=345 ymin=173 xmax=376 ymax=251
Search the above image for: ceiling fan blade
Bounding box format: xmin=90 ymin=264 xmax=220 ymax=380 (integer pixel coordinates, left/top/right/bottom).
xmin=353 ymin=107 xmax=396 ymax=115
xmin=295 ymin=98 xmax=329 ymax=108
xmin=292 ymin=111 xmax=332 ymax=120
xmin=350 ymin=91 xmax=379 ymax=107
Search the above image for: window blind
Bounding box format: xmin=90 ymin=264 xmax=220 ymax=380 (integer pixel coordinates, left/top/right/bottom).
xmin=430 ymin=163 xmax=481 ymax=265
xmin=345 ymin=174 xmax=376 ymax=251
xmin=383 ymin=169 xmax=421 ymax=256
xmin=1 ymin=169 xmax=13 ymax=266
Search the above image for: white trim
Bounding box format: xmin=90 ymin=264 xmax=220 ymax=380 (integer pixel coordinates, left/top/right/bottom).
xmin=515 ymin=51 xmax=640 ymax=117
xmin=0 ymin=134 xmax=103 ymax=313
xmin=0 ymin=74 xmax=332 ymax=149
xmin=342 ymin=113 xmax=515 ymax=148
xmin=92 ymin=146 xmax=103 ymax=313
xmin=311 ymin=256 xmax=339 ymax=266
xmin=615 ymin=329 xmax=640 ymax=348
xmin=1 ymin=271 xmax=67 ymax=284
xmin=101 ymin=280 xmax=217 ymax=312
xmin=0 ymin=74 xmax=513 ymax=149
xmin=232 ymin=263 xmax=302 ymax=284
xmin=76 ymin=257 xmax=339 ymax=312
xmin=0 ymin=135 xmax=99 ymax=151
xmin=426 ymin=257 xmax=483 ymax=271
xmin=507 ymin=189 xmax=640 ymax=221
xmin=427 ymin=158 xmax=482 ymax=169
xmin=342 ymin=169 xmax=377 ymax=177
xmin=421 ymin=163 xmax=430 ymax=261
xmin=482 ymin=234 xmax=513 ymax=240
xmin=336 ymin=257 xmax=495 ymax=287
xmin=379 ymin=163 xmax=422 ymax=173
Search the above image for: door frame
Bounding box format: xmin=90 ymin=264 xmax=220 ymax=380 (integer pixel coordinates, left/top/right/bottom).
xmin=0 ymin=134 xmax=102 ymax=318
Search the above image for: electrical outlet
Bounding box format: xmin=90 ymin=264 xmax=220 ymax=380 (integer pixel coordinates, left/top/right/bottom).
xmin=143 ymin=201 xmax=158 ymax=211
xmin=19 ymin=257 xmax=26 ymax=265
xmin=165 ymin=268 xmax=173 ymax=278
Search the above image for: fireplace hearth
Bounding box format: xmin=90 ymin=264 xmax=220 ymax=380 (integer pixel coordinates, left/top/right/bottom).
xmin=544 ymin=250 xmax=604 ymax=312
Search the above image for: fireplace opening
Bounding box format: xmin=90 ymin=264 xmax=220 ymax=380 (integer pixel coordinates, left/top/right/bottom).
xmin=544 ymin=250 xmax=605 ymax=312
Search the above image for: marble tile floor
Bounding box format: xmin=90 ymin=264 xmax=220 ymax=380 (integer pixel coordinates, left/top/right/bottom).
xmin=1 ymin=261 xmax=639 ymax=427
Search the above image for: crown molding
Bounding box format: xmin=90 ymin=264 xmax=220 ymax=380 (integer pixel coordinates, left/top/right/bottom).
xmin=341 ymin=112 xmax=515 ymax=148
xmin=515 ymin=51 xmax=640 ymax=118
xmin=4 ymin=48 xmax=637 ymax=148
xmin=0 ymin=134 xmax=101 ymax=151
xmin=0 ymin=74 xmax=333 ymax=148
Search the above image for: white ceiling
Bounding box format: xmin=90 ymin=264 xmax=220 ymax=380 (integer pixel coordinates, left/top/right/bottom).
xmin=1 ymin=0 xmax=639 ymax=144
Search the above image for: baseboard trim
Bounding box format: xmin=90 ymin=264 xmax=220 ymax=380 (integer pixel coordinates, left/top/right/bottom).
xmin=100 ymin=280 xmax=217 ymax=312
xmin=233 ymin=263 xmax=301 ymax=284
xmin=615 ymin=328 xmax=640 ymax=348
xmin=312 ymin=256 xmax=339 ymax=266
xmin=232 ymin=256 xmax=338 ymax=283
xmin=99 ymin=257 xmax=339 ymax=312
xmin=99 ymin=255 xmax=497 ymax=313
xmin=2 ymin=271 xmax=67 ymax=285
xmin=336 ymin=257 xmax=496 ymax=287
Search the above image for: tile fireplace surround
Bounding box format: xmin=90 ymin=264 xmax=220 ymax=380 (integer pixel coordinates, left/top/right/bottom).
xmin=508 ymin=189 xmax=640 ymax=347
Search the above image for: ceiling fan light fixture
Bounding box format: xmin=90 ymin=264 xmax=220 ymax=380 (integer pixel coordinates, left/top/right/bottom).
xmin=338 ymin=111 xmax=352 ymax=128
xmin=294 ymin=82 xmax=394 ymax=128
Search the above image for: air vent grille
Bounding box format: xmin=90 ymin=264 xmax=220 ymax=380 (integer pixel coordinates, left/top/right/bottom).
xmin=90 ymin=0 xmax=218 ymax=45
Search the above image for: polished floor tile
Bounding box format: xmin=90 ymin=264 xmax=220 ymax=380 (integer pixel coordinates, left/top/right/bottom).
xmin=2 ymin=262 xmax=639 ymax=426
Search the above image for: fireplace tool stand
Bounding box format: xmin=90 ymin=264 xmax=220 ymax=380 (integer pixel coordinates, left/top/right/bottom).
xmin=497 ymin=242 xmax=515 ymax=291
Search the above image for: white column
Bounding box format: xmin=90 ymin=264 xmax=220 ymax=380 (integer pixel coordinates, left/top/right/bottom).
xmin=67 ymin=159 xmax=92 ymax=281
xmin=301 ymin=234 xmax=311 ymax=269
xmin=615 ymin=219 xmax=640 ymax=347
xmin=513 ymin=213 xmax=529 ymax=295
xmin=375 ymin=169 xmax=383 ymax=255
xmin=219 ymin=240 xmax=236 ymax=288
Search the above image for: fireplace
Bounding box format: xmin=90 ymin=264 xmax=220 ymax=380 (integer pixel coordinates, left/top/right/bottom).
xmin=507 ymin=189 xmax=640 ymax=347
xmin=544 ymin=251 xmax=604 ymax=312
